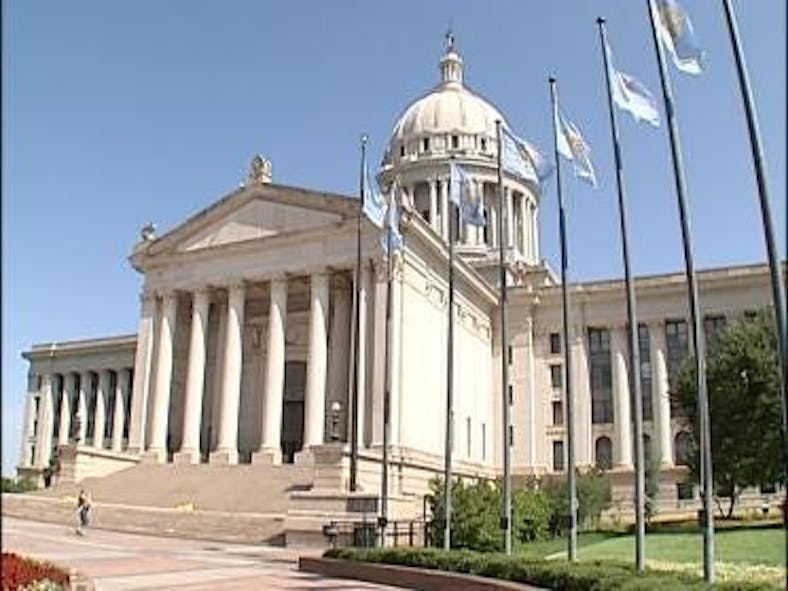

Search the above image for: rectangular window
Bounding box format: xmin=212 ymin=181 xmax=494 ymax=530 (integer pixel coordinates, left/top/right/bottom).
xmin=665 ymin=320 xmax=689 ymax=417
xmin=466 ymin=417 xmax=472 ymax=458
xmin=422 ymin=137 xmax=430 ymax=152
xmin=550 ymin=364 xmax=562 ymax=389
xmin=508 ymin=384 xmax=513 ymax=405
xmin=508 ymin=345 xmax=513 ymax=365
xmin=399 ymin=145 xmax=405 ymax=157
xmin=451 ymin=135 xmax=459 ymax=149
xmin=480 ymin=138 xmax=487 ymax=151
xmin=638 ymin=324 xmax=653 ymax=421
xmin=677 ymin=482 xmax=694 ymax=501
xmin=508 ymin=425 xmax=514 ymax=447
xmin=552 ymin=400 xmax=563 ymax=426
xmin=553 ymin=440 xmax=565 ymax=472
xmin=588 ymin=328 xmax=613 ymax=424
xmin=550 ymin=332 xmax=561 ymax=355
xmin=704 ymin=315 xmax=727 ymax=353
xmin=481 ymin=423 xmax=487 ymax=460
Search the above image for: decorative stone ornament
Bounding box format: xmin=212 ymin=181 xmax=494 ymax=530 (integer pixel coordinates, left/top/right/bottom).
xmin=247 ymin=154 xmax=272 ymax=185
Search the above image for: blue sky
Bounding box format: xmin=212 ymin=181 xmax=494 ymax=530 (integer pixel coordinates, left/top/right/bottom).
xmin=2 ymin=1 xmax=785 ymax=475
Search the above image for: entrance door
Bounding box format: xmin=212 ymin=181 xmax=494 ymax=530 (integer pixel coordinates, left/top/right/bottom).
xmin=281 ymin=361 xmax=306 ymax=463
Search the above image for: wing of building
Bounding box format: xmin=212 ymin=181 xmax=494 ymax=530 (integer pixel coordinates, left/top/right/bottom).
xmin=17 ymin=39 xmax=780 ymax=540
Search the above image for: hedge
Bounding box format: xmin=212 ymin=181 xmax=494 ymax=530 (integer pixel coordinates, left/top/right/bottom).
xmin=323 ymin=547 xmax=776 ymax=590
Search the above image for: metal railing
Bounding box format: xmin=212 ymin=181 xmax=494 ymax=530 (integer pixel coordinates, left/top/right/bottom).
xmin=323 ymin=518 xmax=433 ymax=549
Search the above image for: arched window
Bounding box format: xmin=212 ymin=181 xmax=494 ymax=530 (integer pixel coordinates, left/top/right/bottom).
xmin=675 ymin=431 xmax=692 ymax=466
xmin=595 ymin=436 xmax=613 ymax=470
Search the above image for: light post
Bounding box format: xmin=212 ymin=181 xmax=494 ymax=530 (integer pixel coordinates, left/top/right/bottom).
xmin=331 ymin=401 xmax=342 ymax=442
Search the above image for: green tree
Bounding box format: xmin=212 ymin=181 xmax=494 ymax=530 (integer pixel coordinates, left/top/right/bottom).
xmin=675 ymin=312 xmax=782 ymax=517
xmin=542 ymin=468 xmax=612 ymax=534
xmin=644 ymin=454 xmax=661 ymax=525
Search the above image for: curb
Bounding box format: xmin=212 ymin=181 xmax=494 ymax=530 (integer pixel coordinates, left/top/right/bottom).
xmin=298 ymin=556 xmax=544 ymax=590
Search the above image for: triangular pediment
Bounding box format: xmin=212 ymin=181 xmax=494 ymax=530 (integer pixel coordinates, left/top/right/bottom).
xmin=177 ymin=197 xmax=342 ymax=253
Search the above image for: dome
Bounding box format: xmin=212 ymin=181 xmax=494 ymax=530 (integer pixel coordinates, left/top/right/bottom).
xmin=384 ymin=37 xmax=509 ymax=167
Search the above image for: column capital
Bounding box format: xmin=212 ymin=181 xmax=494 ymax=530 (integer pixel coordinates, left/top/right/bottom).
xmin=192 ymin=287 xmax=211 ymax=308
xmin=140 ymin=289 xmax=157 ymax=305
xmin=157 ymin=288 xmax=178 ymax=303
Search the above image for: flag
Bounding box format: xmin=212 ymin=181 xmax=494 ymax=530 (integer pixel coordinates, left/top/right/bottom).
xmin=653 ymin=0 xmax=705 ymax=75
xmin=449 ymin=162 xmax=485 ymax=227
xmin=553 ymin=101 xmax=597 ymax=187
xmin=606 ymin=40 xmax=660 ymax=127
xmin=381 ymin=185 xmax=403 ymax=254
xmin=501 ymin=127 xmax=552 ymax=184
xmin=362 ymin=160 xmax=386 ymax=228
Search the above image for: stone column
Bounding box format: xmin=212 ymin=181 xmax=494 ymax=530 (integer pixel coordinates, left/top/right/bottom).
xmin=440 ymin=178 xmax=449 ymax=240
xmin=77 ymin=372 xmax=91 ymax=444
xmin=148 ymin=291 xmax=178 ymax=462
xmin=505 ymin=187 xmax=514 ymax=248
xmin=354 ymin=265 xmax=370 ymax=448
xmin=532 ymin=203 xmax=540 ymax=261
xmin=34 ymin=375 xmax=55 ymax=468
xmin=611 ymin=328 xmax=633 ymax=468
xmin=20 ymin=375 xmax=39 ymax=467
xmin=112 ymin=369 xmax=130 ymax=452
xmin=254 ymin=277 xmax=288 ymax=464
xmin=128 ymin=291 xmax=157 ymax=454
xmin=490 ymin=198 xmax=498 ymax=248
xmin=94 ymin=370 xmax=110 ymax=449
xmin=388 ymin=261 xmax=403 ymax=447
xmin=302 ymin=270 xmax=329 ymax=451
xmin=429 ymin=178 xmax=438 ymax=233
xmin=176 ymin=288 xmax=210 ymax=464
xmin=651 ymin=322 xmax=673 ymax=467
xmin=211 ymin=283 xmax=245 ymax=464
xmin=58 ymin=373 xmax=76 ymax=446
xmin=327 ymin=278 xmax=351 ymax=441
xmin=572 ymin=327 xmax=593 ymax=466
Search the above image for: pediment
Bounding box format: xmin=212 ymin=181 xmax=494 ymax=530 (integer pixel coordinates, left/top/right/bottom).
xmin=176 ymin=197 xmax=343 ymax=253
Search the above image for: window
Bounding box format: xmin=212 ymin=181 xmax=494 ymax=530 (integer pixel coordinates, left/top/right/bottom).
xmin=675 ymin=431 xmax=692 ymax=466
xmin=665 ymin=320 xmax=689 ymax=417
xmin=677 ymin=482 xmax=694 ymax=501
xmin=552 ymin=401 xmax=563 ymax=426
xmin=422 ymin=137 xmax=430 ymax=152
xmin=550 ymin=332 xmax=561 ymax=354
xmin=508 ymin=345 xmax=513 ymax=365
xmin=508 ymin=384 xmax=513 ymax=405
xmin=481 ymin=423 xmax=487 ymax=460
xmin=553 ymin=440 xmax=565 ymax=472
xmin=595 ymin=436 xmax=613 ymax=470
xmin=509 ymin=425 xmax=514 ymax=447
xmin=588 ymin=328 xmax=613 ymax=424
xmin=704 ymin=315 xmax=727 ymax=353
xmin=638 ymin=324 xmax=653 ymax=421
xmin=550 ymin=364 xmax=562 ymax=389
xmin=480 ymin=137 xmax=487 ymax=151
xmin=399 ymin=145 xmax=405 ymax=157
xmin=451 ymin=135 xmax=459 ymax=149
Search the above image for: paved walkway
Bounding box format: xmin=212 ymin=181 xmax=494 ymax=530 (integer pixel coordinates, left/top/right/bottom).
xmin=2 ymin=516 xmax=402 ymax=590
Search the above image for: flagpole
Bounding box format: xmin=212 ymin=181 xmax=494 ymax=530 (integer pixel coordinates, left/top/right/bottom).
xmin=444 ymin=160 xmax=456 ymax=551
xmin=350 ymin=135 xmax=367 ymax=493
xmin=379 ymin=188 xmax=393 ymax=547
xmin=548 ymin=78 xmax=578 ymax=562
xmin=646 ymin=0 xmax=714 ymax=582
xmin=495 ymin=120 xmax=512 ymax=555
xmin=721 ymin=1 xmax=788 ymax=545
xmin=597 ymin=18 xmax=646 ymax=573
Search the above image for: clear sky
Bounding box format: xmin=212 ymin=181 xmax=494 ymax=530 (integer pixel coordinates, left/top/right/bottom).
xmin=2 ymin=1 xmax=785 ymax=475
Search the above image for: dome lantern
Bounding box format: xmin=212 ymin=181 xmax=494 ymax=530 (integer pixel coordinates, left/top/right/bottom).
xmin=440 ymin=31 xmax=463 ymax=86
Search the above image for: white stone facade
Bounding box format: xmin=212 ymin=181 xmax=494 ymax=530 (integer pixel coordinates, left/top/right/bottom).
xmin=17 ymin=41 xmax=781 ymax=512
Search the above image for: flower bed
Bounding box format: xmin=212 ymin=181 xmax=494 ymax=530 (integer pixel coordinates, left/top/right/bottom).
xmin=1 ymin=552 xmax=70 ymax=591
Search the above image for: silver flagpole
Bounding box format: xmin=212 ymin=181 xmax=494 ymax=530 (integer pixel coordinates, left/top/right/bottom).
xmin=548 ymin=78 xmax=578 ymax=562
xmin=444 ymin=160 xmax=456 ymax=551
xmin=495 ymin=120 xmax=512 ymax=555
xmin=721 ymin=2 xmax=788 ymax=582
xmin=597 ymin=18 xmax=647 ymax=573
xmin=646 ymin=0 xmax=714 ymax=582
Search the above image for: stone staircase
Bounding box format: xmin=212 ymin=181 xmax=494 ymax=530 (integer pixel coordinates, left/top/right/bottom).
xmin=3 ymin=463 xmax=315 ymax=545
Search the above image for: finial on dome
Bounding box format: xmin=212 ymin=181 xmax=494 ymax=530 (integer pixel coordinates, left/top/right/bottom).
xmin=440 ymin=28 xmax=463 ymax=86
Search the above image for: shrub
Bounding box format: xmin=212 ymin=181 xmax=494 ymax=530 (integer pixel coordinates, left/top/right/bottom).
xmin=323 ymin=547 xmax=777 ymax=590
xmin=543 ymin=468 xmax=613 ymax=535
xmin=1 ymin=552 xmax=69 ymax=590
xmin=1 ymin=477 xmax=38 ymax=494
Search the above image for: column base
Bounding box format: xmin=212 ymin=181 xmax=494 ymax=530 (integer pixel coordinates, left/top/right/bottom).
xmin=252 ymin=447 xmax=282 ymax=465
xmin=173 ymin=449 xmax=201 ymax=465
xmin=142 ymin=448 xmax=167 ymax=464
xmin=209 ymin=449 xmax=238 ymax=465
xmin=294 ymin=448 xmax=315 ymax=465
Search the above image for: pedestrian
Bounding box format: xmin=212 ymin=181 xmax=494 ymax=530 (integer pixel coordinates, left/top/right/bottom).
xmin=75 ymin=489 xmax=91 ymax=536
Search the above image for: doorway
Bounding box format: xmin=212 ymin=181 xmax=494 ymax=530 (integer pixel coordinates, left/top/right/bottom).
xmin=281 ymin=361 xmax=306 ymax=463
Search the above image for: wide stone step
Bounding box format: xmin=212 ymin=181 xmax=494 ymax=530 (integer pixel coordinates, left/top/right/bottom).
xmin=2 ymin=493 xmax=287 ymax=545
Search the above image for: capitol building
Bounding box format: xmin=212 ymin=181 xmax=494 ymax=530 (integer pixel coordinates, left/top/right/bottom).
xmin=16 ymin=40 xmax=778 ymax=538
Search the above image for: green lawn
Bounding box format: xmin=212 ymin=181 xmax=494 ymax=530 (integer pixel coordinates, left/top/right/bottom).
xmin=532 ymin=526 xmax=784 ymax=567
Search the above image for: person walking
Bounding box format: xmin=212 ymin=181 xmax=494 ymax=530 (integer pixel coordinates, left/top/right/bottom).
xmin=75 ymin=489 xmax=91 ymax=536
